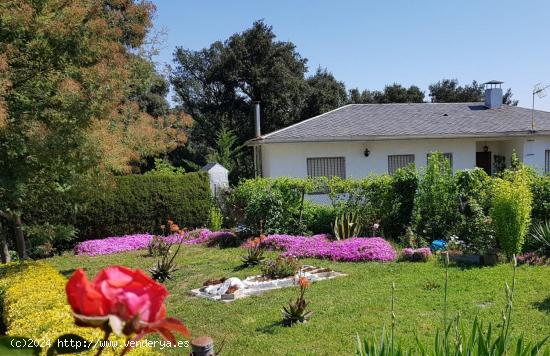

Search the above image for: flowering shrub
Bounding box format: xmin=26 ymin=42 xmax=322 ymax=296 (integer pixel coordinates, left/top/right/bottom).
xmin=0 ymin=262 xmax=153 ymax=355
xmin=261 ymin=255 xmax=300 ymax=279
xmin=516 ymin=252 xmax=548 ymax=266
xmin=401 ymin=247 xmax=432 ymax=262
xmin=74 ymin=230 xmax=236 ymax=256
xmin=258 ymin=235 xmax=397 ymax=262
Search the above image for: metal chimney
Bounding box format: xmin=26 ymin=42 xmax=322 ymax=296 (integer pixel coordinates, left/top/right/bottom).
xmin=483 ymin=80 xmax=503 ymax=109
xmin=254 ymin=101 xmax=261 ymax=137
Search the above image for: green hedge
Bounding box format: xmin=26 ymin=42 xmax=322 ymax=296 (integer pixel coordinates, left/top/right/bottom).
xmin=77 ymin=173 xmax=211 ymax=240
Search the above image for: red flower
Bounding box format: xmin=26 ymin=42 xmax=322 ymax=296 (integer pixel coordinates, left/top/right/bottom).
xmin=66 ymin=266 xmax=190 ymax=343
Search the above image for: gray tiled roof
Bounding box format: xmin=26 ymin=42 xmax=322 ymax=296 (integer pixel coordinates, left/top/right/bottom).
xmin=255 ymin=103 xmax=550 ymax=143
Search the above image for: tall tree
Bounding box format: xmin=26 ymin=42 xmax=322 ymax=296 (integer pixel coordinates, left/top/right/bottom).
xmin=429 ymin=79 xmax=518 ymax=106
xmin=171 ymin=20 xmax=309 ymax=178
xmin=0 ymin=0 xmax=185 ymax=259
xmin=348 ymin=84 xmax=424 ymax=104
xmin=301 ymin=68 xmax=347 ymax=119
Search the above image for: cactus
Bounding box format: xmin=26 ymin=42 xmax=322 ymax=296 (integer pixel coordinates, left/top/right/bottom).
xmin=332 ymin=211 xmax=362 ymax=240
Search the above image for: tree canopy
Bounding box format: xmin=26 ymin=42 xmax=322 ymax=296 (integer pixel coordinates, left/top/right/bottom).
xmin=348 ymin=84 xmax=425 ymax=104
xmin=0 ymin=0 xmax=189 ymax=259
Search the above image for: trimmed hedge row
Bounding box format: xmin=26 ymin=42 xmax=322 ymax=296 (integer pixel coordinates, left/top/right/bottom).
xmin=77 ymin=173 xmax=211 ymax=240
xmin=13 ymin=172 xmax=211 ymax=244
xmin=0 ymin=262 xmax=153 ymax=355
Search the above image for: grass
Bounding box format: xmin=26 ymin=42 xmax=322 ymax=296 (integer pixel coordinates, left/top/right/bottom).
xmin=47 ymin=246 xmax=550 ymax=356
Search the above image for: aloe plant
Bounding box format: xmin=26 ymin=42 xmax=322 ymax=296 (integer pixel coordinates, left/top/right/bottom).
xmin=332 ymin=210 xmax=363 ymax=240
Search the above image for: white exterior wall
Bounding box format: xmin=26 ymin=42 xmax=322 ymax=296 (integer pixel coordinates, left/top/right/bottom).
xmin=261 ymin=136 xmax=550 ymax=179
xmin=262 ymin=138 xmax=478 ymax=178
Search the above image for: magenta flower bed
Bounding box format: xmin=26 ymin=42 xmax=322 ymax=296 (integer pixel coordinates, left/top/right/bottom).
xmin=74 ymin=229 xmax=235 ymax=256
xmin=258 ymin=234 xmax=397 ymax=262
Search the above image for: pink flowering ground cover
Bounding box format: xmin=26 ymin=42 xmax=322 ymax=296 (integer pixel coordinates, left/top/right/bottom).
xmin=74 ymin=230 xmax=235 ymax=256
xmin=401 ymin=247 xmax=432 ymax=262
xmin=257 ymin=234 xmax=397 ymax=262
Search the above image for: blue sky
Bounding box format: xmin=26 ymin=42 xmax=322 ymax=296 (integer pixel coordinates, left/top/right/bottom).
xmin=152 ymin=0 xmax=550 ymax=110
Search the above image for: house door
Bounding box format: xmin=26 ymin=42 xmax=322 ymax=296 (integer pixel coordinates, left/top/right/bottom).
xmin=476 ymin=152 xmax=491 ymax=175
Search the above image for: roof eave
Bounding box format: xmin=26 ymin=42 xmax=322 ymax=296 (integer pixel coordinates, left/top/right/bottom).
xmin=248 ymin=130 xmax=550 ymax=145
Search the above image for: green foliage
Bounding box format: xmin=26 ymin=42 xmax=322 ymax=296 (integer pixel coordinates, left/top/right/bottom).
xmin=224 ymin=177 xmax=312 ymax=235
xmin=384 ymin=166 xmax=418 ymax=240
xmin=491 ymin=170 xmax=533 ymax=258
xmin=455 ymin=169 xmax=494 ymax=253
xmin=348 ymin=84 xmax=425 ymax=104
xmin=261 ymin=255 xmax=300 ymax=279
xmin=23 ymin=223 xmax=77 ymax=258
xmin=302 ymin=202 xmax=336 ymax=234
xmin=209 ymin=206 xmax=224 ymax=231
xmin=206 ymin=126 xmax=243 ymax=180
xmin=302 ymin=68 xmax=348 ymax=119
xmin=429 ymin=79 xmax=484 ymax=102
xmin=413 ymin=152 xmax=459 ymax=243
xmin=530 ymin=175 xmax=550 ymax=222
xmin=332 ymin=211 xmax=362 ymax=240
xmin=144 ymin=158 xmax=185 ymax=176
xmin=78 ymin=173 xmax=211 ymax=240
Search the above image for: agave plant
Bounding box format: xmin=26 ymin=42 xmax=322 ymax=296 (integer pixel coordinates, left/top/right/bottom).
xmin=332 ymin=210 xmax=363 ymax=240
xmin=149 ymin=239 xmax=183 ymax=283
xmin=530 ymin=220 xmax=550 ymax=254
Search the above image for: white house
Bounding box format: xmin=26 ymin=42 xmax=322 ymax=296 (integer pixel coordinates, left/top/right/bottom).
xmin=248 ymin=81 xmax=550 ymax=181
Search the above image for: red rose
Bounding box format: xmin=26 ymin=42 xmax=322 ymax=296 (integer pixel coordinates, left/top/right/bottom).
xmin=66 ymin=266 xmax=189 ymax=343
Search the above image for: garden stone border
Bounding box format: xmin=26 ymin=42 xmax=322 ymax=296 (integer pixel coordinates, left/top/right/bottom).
xmin=189 ymin=265 xmax=346 ymax=302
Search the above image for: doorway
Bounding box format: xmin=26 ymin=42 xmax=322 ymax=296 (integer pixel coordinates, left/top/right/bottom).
xmin=476 ymin=151 xmax=491 ymax=175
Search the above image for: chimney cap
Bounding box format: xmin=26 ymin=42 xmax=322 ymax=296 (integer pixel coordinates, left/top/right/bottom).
xmin=483 ymin=80 xmax=503 ymax=89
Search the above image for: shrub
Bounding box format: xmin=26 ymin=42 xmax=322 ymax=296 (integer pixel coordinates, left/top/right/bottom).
xmin=413 ymin=152 xmax=459 ymax=243
xmin=224 ymin=177 xmax=311 ymax=235
xmin=400 ymin=247 xmax=432 ymax=262
xmin=454 ymin=168 xmax=495 ymax=253
xmin=532 ymin=175 xmax=550 ymax=216
xmin=383 ymin=166 xmax=418 ymax=241
xmin=209 ymin=205 xmax=224 ymax=231
xmin=261 ymin=255 xmax=300 ymax=279
xmin=77 ymin=173 xmax=211 ymax=240
xmin=491 ymin=169 xmax=532 ymax=258
xmin=0 ymin=262 xmax=152 ymax=355
xmin=302 ymin=202 xmax=336 ymax=234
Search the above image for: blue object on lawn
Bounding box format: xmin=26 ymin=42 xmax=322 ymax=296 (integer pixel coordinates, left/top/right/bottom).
xmin=431 ymin=240 xmax=447 ymax=251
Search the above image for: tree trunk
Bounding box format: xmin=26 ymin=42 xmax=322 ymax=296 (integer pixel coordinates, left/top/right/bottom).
xmin=0 ymin=230 xmax=10 ymax=264
xmin=13 ymin=213 xmax=27 ymax=260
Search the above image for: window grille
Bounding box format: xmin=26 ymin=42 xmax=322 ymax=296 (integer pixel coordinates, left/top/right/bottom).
xmin=388 ymin=154 xmax=415 ymax=174
xmin=307 ymin=157 xmax=346 ymax=179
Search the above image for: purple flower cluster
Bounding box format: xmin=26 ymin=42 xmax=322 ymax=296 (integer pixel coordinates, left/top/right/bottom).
xmin=74 ymin=229 xmax=235 ymax=256
xmin=258 ymin=234 xmax=397 ymax=262
xmin=516 ymin=252 xmax=549 ymax=266
xmin=401 ymin=247 xmax=432 ymax=262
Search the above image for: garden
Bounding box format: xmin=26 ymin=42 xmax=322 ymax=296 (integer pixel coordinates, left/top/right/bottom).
xmin=1 ymin=153 xmax=550 ymax=355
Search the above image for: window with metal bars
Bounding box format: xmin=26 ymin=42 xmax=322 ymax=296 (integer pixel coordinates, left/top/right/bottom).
xmin=306 ymin=157 xmax=346 ymax=179
xmin=545 ymin=150 xmax=550 ymax=174
xmin=388 ymin=154 xmax=415 ymax=174
xmin=427 ymin=152 xmax=453 ymax=169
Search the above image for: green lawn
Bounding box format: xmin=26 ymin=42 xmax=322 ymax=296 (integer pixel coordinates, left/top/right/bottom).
xmin=47 ymin=246 xmax=550 ymax=356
